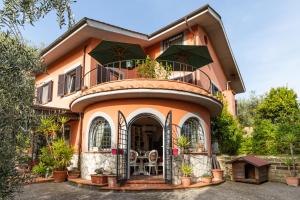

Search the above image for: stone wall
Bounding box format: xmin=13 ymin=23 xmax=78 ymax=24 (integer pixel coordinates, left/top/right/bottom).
xmin=173 ymin=154 xmax=211 ymax=185
xmin=80 ymin=152 xmax=116 ymax=180
xmin=217 ymin=155 xmax=300 ymax=183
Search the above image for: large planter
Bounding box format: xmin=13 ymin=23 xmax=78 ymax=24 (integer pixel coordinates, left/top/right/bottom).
xmin=212 ymin=169 xmax=224 ymax=181
xmin=91 ymin=174 xmax=108 ymax=184
xmin=286 ymin=177 xmax=300 ymax=186
xmin=201 ymin=176 xmax=212 ymax=184
xmin=107 ymin=175 xmax=117 ymax=187
xmin=53 ymin=170 xmax=68 ymax=182
xmin=181 ymin=177 xmax=192 ymax=187
xmin=68 ymin=171 xmax=80 ymax=179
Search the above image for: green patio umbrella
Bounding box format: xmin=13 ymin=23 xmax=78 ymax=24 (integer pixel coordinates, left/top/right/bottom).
xmin=89 ymin=40 xmax=146 ymax=66
xmin=156 ymin=45 xmax=213 ymax=71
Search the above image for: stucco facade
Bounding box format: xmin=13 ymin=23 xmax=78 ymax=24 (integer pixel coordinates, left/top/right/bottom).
xmin=35 ymin=5 xmax=244 ymax=185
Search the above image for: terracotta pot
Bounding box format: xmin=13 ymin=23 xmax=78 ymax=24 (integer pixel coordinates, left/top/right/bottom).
xmin=53 ymin=170 xmax=68 ymax=183
xmin=286 ymin=177 xmax=300 ymax=186
xmin=107 ymin=175 xmax=117 ymax=187
xmin=68 ymin=171 xmax=80 ymax=179
xmin=91 ymin=174 xmax=108 ymax=184
xmin=201 ymin=176 xmax=212 ymax=184
xmin=212 ymin=169 xmax=224 ymax=181
xmin=181 ymin=177 xmax=192 ymax=187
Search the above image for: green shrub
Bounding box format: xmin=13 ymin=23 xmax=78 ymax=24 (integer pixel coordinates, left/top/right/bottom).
xmin=32 ymin=163 xmax=47 ymax=177
xmin=52 ymin=139 xmax=74 ymax=171
xmin=201 ymin=173 xmax=212 ymax=178
xmin=212 ymin=100 xmax=243 ymax=155
xmin=39 ymin=147 xmax=54 ymax=168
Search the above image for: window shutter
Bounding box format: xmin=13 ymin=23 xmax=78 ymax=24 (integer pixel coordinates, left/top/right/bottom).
xmin=97 ymin=65 xmax=109 ymax=83
xmin=75 ymin=65 xmax=82 ymax=91
xmin=47 ymin=81 xmax=53 ymax=102
xmin=57 ymin=74 xmax=65 ymax=97
xmin=36 ymin=86 xmax=42 ymax=104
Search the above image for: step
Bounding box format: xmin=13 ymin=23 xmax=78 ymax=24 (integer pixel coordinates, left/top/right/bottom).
xmin=127 ymin=179 xmax=165 ymax=184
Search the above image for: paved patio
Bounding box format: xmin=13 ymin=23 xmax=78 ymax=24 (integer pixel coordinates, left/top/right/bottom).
xmin=16 ymin=181 xmax=299 ymax=200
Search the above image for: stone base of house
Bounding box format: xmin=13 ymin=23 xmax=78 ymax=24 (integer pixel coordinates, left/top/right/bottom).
xmin=172 ymin=154 xmax=211 ymax=185
xmin=77 ymin=152 xmax=211 ymax=183
xmin=80 ymin=152 xmax=116 ymax=180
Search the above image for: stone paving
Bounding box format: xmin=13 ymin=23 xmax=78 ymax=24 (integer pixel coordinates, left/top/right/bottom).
xmin=16 ymin=181 xmax=300 ymax=200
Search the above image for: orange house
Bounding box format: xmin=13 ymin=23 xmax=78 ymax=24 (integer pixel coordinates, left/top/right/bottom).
xmin=35 ymin=5 xmax=245 ymax=185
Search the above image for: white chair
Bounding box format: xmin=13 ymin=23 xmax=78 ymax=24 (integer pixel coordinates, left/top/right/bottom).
xmin=144 ymin=150 xmax=158 ymax=175
xmin=129 ymin=150 xmax=139 ymax=175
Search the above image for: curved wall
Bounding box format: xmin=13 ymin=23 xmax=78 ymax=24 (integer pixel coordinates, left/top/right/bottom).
xmin=80 ymin=98 xmax=212 ymax=180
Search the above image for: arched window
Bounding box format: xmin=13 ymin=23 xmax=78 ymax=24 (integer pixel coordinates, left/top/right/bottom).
xmin=89 ymin=117 xmax=111 ymax=151
xmin=181 ymin=117 xmax=205 ymax=151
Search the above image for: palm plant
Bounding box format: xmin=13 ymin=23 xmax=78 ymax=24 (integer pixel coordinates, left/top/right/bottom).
xmin=57 ymin=116 xmax=70 ymax=139
xmin=285 ymin=133 xmax=297 ymax=176
xmin=181 ymin=164 xmax=193 ymax=177
xmin=177 ymin=135 xmax=191 ymax=154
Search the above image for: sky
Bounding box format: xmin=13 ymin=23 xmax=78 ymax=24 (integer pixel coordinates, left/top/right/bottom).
xmin=19 ymin=0 xmax=300 ymax=99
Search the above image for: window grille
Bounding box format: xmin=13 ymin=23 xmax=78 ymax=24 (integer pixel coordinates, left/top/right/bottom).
xmin=181 ymin=117 xmax=205 ymax=151
xmin=89 ymin=117 xmax=111 ymax=151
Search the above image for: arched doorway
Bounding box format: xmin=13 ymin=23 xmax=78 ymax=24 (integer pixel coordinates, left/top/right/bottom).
xmin=128 ymin=113 xmax=164 ymax=179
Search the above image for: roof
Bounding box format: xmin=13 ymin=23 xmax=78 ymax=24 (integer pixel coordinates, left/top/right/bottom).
xmin=41 ymin=4 xmax=213 ymax=55
xmin=226 ymin=155 xmax=270 ymax=167
xmin=39 ymin=4 xmax=245 ymax=93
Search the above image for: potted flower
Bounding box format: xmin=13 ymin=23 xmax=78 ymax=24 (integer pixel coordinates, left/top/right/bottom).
xmin=201 ymin=173 xmax=213 ymax=184
xmin=91 ymin=168 xmax=108 ymax=184
xmin=181 ymin=164 xmax=193 ymax=186
xmin=68 ymin=167 xmax=80 ymax=179
xmin=52 ymin=139 xmax=74 ymax=182
xmin=284 ymin=133 xmax=299 ymax=186
xmin=212 ymin=168 xmax=224 ymax=181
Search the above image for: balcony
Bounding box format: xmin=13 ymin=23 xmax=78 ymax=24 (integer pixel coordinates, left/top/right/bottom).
xmin=70 ymin=59 xmax=222 ymax=115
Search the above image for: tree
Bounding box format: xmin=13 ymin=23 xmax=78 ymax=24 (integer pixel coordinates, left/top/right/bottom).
xmin=0 ymin=1 xmax=75 ymax=199
xmin=256 ymin=87 xmax=299 ymax=124
xmin=212 ymin=98 xmax=243 ymax=155
xmin=237 ymin=91 xmax=261 ymax=127
xmin=239 ymin=87 xmax=300 ymax=155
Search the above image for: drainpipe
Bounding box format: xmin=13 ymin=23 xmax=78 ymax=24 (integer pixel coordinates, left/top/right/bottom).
xmin=226 ymin=81 xmax=231 ymax=90
xmin=77 ymin=113 xmax=84 ymax=169
xmin=82 ymin=45 xmax=87 ymax=89
xmin=185 ymin=17 xmax=196 ymax=45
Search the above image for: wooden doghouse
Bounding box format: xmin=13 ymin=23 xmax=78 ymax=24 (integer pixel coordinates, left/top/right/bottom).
xmin=227 ymin=155 xmax=269 ymax=184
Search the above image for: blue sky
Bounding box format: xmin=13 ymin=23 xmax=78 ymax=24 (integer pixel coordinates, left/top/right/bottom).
xmin=20 ymin=0 xmax=300 ymax=99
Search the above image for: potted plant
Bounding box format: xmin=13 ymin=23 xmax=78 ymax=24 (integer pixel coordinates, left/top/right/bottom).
xmin=212 ymin=168 xmax=224 ymax=181
xmin=177 ymin=135 xmax=190 ymax=155
xmin=284 ymin=133 xmax=299 ymax=186
xmin=52 ymin=139 xmax=74 ymax=182
xmin=91 ymin=168 xmax=108 ymax=184
xmin=68 ymin=167 xmax=80 ymax=179
xmin=181 ymin=164 xmax=193 ymax=186
xmin=201 ymin=173 xmax=213 ymax=184
xmin=106 ymin=169 xmax=117 ymax=187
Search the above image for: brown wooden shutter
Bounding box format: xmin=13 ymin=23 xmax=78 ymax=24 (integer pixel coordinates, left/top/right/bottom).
xmin=36 ymin=86 xmax=42 ymax=104
xmin=57 ymin=74 xmax=65 ymax=97
xmin=90 ymin=60 xmax=97 ymax=87
xmin=98 ymin=66 xmax=109 ymax=83
xmin=47 ymin=81 xmax=53 ymax=102
xmin=75 ymin=65 xmax=82 ymax=91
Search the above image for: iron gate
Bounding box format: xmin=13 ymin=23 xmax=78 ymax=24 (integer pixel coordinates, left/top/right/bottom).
xmin=116 ymin=111 xmax=128 ymax=184
xmin=164 ymin=111 xmax=173 ymax=184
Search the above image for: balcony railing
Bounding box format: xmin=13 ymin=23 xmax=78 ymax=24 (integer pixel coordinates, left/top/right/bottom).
xmin=83 ymin=59 xmax=212 ymax=93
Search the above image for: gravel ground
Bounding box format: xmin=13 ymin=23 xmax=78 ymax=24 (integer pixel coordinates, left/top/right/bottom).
xmin=16 ymin=181 xmax=300 ymax=200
